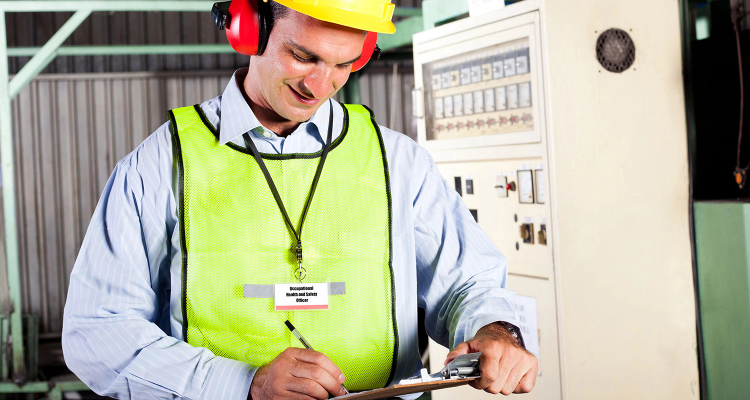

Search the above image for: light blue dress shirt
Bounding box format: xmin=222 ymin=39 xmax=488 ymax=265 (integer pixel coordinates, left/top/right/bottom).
xmin=62 ymin=69 xmax=519 ymax=400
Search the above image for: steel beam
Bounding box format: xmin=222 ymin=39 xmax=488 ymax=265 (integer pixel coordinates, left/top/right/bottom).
xmin=0 ymin=2 xmax=420 ymax=14
xmin=0 ymin=10 xmax=24 ymax=381
xmin=0 ymin=1 xmax=213 ymax=12
xmin=9 ymin=9 xmax=91 ymax=99
xmin=8 ymin=44 xmax=235 ymax=57
xmin=0 ymin=382 xmax=47 ymax=393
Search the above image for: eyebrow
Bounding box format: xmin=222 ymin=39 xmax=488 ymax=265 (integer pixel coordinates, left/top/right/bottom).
xmin=287 ymin=41 xmax=362 ymax=66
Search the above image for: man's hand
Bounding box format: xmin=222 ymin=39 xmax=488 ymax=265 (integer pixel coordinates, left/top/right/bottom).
xmin=249 ymin=348 xmax=347 ymax=400
xmin=445 ymin=322 xmax=538 ymax=395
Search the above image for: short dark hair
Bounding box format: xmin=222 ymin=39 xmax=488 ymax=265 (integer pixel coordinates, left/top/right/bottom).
xmin=269 ymin=1 xmax=289 ymax=23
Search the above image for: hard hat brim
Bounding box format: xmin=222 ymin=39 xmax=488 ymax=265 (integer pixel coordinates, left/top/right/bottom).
xmin=276 ymin=3 xmax=397 ymax=34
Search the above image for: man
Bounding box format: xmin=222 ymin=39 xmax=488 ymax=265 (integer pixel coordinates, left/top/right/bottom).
xmin=62 ymin=0 xmax=538 ymax=399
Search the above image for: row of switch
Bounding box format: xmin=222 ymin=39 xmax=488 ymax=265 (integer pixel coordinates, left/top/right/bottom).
xmin=434 ymin=82 xmax=532 ymax=119
xmin=519 ymin=223 xmax=547 ymax=246
xmin=452 ymin=176 xmax=548 ymax=249
xmin=435 ymin=113 xmax=532 ymax=133
xmin=455 ymin=174 xmax=544 ymax=205
xmin=429 ymin=44 xmax=531 ymax=90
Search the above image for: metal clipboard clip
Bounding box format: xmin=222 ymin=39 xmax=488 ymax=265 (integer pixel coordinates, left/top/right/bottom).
xmin=398 ymin=352 xmax=481 ymax=384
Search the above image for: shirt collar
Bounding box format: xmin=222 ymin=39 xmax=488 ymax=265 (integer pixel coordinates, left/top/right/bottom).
xmin=218 ymin=68 xmax=336 ymax=146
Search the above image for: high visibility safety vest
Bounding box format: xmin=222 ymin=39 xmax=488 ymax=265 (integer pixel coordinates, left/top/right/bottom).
xmin=169 ymin=103 xmax=398 ymax=390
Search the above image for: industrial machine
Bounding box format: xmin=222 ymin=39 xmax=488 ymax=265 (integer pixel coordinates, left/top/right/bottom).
xmin=413 ymin=1 xmax=699 ymax=399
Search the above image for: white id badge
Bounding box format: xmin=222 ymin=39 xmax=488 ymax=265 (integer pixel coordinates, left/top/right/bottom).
xmin=274 ymin=283 xmax=330 ymax=311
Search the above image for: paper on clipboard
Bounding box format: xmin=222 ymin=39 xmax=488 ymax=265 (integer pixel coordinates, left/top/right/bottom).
xmin=332 ymin=353 xmax=482 ymax=400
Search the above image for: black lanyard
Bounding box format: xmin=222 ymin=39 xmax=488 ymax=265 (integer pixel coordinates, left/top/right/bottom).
xmin=242 ymin=100 xmax=334 ymax=282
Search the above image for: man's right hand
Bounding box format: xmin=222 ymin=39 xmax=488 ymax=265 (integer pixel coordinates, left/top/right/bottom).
xmin=249 ymin=348 xmax=347 ymax=400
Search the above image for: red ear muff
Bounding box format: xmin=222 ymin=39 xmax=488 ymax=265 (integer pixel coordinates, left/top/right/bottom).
xmin=352 ymin=31 xmax=378 ymax=72
xmin=225 ymin=0 xmax=270 ymax=56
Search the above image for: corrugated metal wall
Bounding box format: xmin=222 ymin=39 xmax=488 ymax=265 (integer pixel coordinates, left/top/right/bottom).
xmin=7 ymin=62 xmax=415 ymax=334
xmin=9 ymin=71 xmax=229 ymax=333
xmin=6 ymin=0 xmax=422 ymax=74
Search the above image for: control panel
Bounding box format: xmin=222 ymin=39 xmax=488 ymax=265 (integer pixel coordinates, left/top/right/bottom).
xmin=422 ymin=38 xmax=534 ymax=141
xmin=414 ymin=10 xmax=562 ymax=400
xmin=415 ymin=1 xmax=700 ymax=399
xmin=440 ymin=159 xmax=551 ymax=279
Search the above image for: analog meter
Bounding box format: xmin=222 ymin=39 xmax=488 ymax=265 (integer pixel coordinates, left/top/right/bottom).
xmin=518 ymin=169 xmax=534 ymax=204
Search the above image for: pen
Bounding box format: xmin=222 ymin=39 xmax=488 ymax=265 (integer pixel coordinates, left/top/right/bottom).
xmin=285 ymin=320 xmax=350 ymax=395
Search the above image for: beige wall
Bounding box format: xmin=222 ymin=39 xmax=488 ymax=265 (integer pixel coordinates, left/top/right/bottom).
xmin=542 ymin=1 xmax=698 ymax=398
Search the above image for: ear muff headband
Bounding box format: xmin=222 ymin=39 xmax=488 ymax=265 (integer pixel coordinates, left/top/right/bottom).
xmin=214 ymin=0 xmax=380 ymax=71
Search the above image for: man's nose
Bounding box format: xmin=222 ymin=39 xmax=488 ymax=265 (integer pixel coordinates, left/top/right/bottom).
xmin=302 ymin=65 xmax=335 ymax=99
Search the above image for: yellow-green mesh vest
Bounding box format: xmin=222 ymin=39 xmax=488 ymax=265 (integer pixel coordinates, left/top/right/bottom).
xmin=169 ymin=104 xmax=397 ymax=390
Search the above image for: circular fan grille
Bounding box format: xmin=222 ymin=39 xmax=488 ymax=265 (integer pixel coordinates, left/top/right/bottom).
xmin=596 ymin=28 xmax=636 ymax=73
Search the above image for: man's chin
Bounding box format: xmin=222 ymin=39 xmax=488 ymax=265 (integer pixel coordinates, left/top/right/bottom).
xmin=281 ymin=102 xmax=323 ymax=122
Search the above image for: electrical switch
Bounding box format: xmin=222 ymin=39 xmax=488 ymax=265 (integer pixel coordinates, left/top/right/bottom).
xmin=469 ymin=209 xmax=478 ymax=222
xmin=466 ymin=177 xmax=474 ymax=194
xmin=454 ymin=176 xmax=462 ymax=197
xmin=538 ymin=224 xmax=547 ymax=245
xmin=520 ymin=223 xmax=534 ymax=244
xmin=507 ymin=181 xmax=517 ymax=191
xmin=496 ymin=175 xmax=508 ymax=197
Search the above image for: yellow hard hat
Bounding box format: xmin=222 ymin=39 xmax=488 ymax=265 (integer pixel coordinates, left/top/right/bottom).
xmin=273 ymin=0 xmax=396 ymax=34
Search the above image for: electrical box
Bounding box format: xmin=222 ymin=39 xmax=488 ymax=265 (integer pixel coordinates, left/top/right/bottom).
xmin=414 ymin=1 xmax=697 ymax=399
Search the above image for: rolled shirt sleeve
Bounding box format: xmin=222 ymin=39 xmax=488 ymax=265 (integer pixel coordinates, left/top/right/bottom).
xmin=412 ymin=148 xmax=519 ymax=350
xmin=62 ymin=123 xmax=255 ymax=400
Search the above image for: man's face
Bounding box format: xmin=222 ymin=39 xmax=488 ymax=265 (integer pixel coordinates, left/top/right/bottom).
xmin=246 ymin=10 xmax=366 ymax=123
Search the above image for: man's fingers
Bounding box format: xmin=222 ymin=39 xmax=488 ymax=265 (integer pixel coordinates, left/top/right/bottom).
xmin=280 ymin=389 xmax=318 ymax=400
xmin=286 ymin=376 xmax=336 ymax=400
xmin=513 ymin=361 xmax=538 ymax=394
xmin=444 ymin=341 xmax=471 ymax=366
xmin=500 ymin=362 xmax=527 ymax=395
xmin=472 ymin=351 xmax=502 ymax=390
xmin=288 ymin=355 xmax=345 ymax=396
xmin=287 ymin=348 xmax=345 ymax=383
xmin=482 ymin=352 xmax=515 ymax=394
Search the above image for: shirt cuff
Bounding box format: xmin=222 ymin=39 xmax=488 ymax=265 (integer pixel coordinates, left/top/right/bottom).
xmin=200 ymin=357 xmax=257 ymax=400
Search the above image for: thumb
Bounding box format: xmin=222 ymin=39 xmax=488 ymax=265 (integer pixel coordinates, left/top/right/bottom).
xmin=444 ymin=341 xmax=471 ymax=366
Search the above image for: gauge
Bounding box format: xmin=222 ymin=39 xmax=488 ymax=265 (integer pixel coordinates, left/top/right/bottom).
xmin=517 ymin=169 xmax=534 ymax=204
xmin=534 ymin=169 xmax=545 ymax=204
xmin=454 ymin=94 xmax=464 ymax=117
xmin=434 ymin=97 xmax=444 ymax=119
xmin=444 ymin=96 xmax=454 ymax=118
xmin=519 ymin=82 xmax=531 ymax=108
xmin=495 ymin=86 xmax=507 ymax=110
xmin=484 ymin=89 xmax=495 ymax=112
xmin=507 ymin=84 xmax=519 ymax=109
xmin=473 ymin=91 xmax=484 ymax=114
xmin=463 ymin=92 xmax=474 ymax=115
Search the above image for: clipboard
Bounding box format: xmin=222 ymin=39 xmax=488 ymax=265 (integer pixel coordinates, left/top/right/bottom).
xmin=332 ymin=353 xmax=481 ymax=400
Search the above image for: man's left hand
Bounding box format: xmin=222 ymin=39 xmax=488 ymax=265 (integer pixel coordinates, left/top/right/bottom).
xmin=444 ymin=322 xmax=538 ymax=395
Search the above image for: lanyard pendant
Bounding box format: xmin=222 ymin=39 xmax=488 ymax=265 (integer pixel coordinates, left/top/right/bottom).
xmin=293 ymin=240 xmax=306 ymax=282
